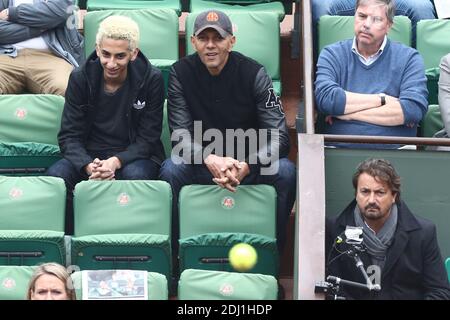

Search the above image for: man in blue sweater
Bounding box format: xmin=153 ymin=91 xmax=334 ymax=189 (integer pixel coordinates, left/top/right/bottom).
xmin=315 ymin=0 xmax=428 ymax=148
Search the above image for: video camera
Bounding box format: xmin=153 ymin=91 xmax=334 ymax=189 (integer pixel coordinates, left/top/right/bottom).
xmin=315 ymin=226 xmax=381 ymax=300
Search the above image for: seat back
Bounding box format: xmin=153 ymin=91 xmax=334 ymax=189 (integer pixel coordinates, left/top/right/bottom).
xmin=83 ymin=9 xmax=178 ymax=96
xmin=71 ymin=269 xmax=168 ymax=300
xmin=0 ymin=94 xmax=63 ymax=175
xmin=318 ymin=15 xmax=412 ymax=54
xmin=0 ymin=94 xmax=64 ymax=145
xmin=0 ymin=266 xmax=36 ymax=300
xmin=84 ymin=9 xmax=178 ymax=60
xmin=416 ymin=19 xmax=450 ymax=104
xmin=74 ymin=180 xmax=171 ymax=236
xmin=86 ymin=0 xmax=182 ymax=15
xmin=419 ymin=104 xmax=444 ymax=137
xmin=72 ymin=180 xmax=172 ymax=280
xmin=189 ymin=0 xmax=286 ymax=21
xmin=185 ymin=11 xmax=281 ymax=94
xmin=0 ymin=176 xmax=66 ymax=231
xmin=0 ymin=176 xmax=66 ymax=265
xmin=179 ymin=184 xmax=276 ymax=239
xmin=178 ymin=185 xmax=278 ymax=276
xmin=178 ymin=269 xmax=278 ymax=300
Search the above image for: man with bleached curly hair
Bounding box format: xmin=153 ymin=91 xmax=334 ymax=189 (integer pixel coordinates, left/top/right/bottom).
xmin=47 ymin=15 xmax=165 ymax=234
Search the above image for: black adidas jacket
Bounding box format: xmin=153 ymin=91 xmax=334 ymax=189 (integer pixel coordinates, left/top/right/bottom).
xmin=58 ymin=50 xmax=165 ymax=173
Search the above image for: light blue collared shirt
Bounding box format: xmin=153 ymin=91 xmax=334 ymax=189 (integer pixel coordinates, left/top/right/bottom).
xmin=352 ymin=36 xmax=388 ymax=66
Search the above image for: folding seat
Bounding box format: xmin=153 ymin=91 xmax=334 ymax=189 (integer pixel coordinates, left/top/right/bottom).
xmin=419 ymin=104 xmax=444 ymax=137
xmin=0 ymin=266 xmax=36 ymax=300
xmin=416 ymin=20 xmax=450 ymax=105
xmin=186 ymin=11 xmax=282 ymax=95
xmin=83 ymin=8 xmax=179 ymax=97
xmin=189 ymin=0 xmax=287 ymax=22
xmin=71 ymin=180 xmax=172 ymax=282
xmin=0 ymin=176 xmax=66 ymax=266
xmin=85 ymin=0 xmax=181 ymax=15
xmin=318 ymin=15 xmax=412 ymax=54
xmin=0 ymin=94 xmax=64 ymax=175
xmin=178 ymin=269 xmax=278 ymax=299
xmin=71 ymin=269 xmax=168 ymax=300
xmin=178 ymin=185 xmax=278 ymax=277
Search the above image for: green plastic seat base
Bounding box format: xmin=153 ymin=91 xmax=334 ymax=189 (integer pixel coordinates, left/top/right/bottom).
xmin=179 ymin=232 xmax=279 ymax=277
xmin=178 ymin=269 xmax=278 ymax=300
xmin=72 ymin=234 xmax=172 ymax=281
xmin=87 ymin=0 xmax=182 ymax=15
xmin=0 ymin=142 xmax=61 ymax=175
xmin=190 ymin=0 xmax=285 ymax=21
xmin=0 ymin=230 xmax=65 ymax=265
xmin=425 ymin=67 xmax=440 ymax=105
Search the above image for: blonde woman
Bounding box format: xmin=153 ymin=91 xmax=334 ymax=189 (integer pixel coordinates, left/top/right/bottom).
xmin=27 ymin=263 xmax=76 ymax=300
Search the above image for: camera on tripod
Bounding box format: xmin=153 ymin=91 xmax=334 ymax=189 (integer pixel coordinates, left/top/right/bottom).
xmin=314 ymin=226 xmax=381 ymax=299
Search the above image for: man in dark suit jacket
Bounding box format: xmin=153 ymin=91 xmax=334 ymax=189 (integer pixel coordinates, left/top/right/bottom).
xmin=326 ymin=158 xmax=450 ymax=299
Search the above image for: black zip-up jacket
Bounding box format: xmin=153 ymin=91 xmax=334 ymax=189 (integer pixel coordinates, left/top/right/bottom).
xmin=58 ymin=50 xmax=165 ymax=173
xmin=168 ymin=51 xmax=289 ymax=166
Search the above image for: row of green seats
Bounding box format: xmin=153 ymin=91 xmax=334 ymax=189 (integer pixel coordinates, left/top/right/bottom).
xmin=0 ymin=177 xmax=279 ymax=287
xmin=76 ymin=0 xmax=292 ymax=20
xmin=83 ymin=9 xmax=282 ymax=96
xmin=0 ymin=95 xmax=170 ymax=174
xmin=0 ymin=266 xmax=277 ymax=300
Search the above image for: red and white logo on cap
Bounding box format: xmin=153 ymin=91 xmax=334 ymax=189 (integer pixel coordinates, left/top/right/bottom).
xmin=206 ymin=11 xmax=219 ymax=22
xmin=2 ymin=278 xmax=16 ymax=290
xmin=9 ymin=187 xmax=23 ymax=200
xmin=15 ymin=108 xmax=27 ymax=120
xmin=117 ymin=192 xmax=130 ymax=206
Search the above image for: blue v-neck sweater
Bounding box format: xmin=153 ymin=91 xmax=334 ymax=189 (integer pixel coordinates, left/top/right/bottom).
xmin=315 ymin=39 xmax=428 ymax=148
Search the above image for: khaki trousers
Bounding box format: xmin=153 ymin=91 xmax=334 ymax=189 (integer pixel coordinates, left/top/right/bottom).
xmin=0 ymin=49 xmax=73 ymax=96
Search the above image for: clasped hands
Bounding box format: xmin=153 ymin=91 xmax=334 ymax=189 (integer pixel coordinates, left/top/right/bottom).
xmin=84 ymin=156 xmax=122 ymax=181
xmin=204 ymin=154 xmax=250 ymax=192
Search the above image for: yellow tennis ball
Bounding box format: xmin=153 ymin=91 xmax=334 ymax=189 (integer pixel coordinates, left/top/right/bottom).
xmin=229 ymin=243 xmax=258 ymax=272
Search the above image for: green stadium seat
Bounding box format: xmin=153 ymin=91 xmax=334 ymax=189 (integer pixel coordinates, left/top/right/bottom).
xmin=419 ymin=104 xmax=444 ymax=137
xmin=83 ymin=9 xmax=179 ymax=97
xmin=71 ymin=180 xmax=172 ymax=282
xmin=71 ymin=269 xmax=168 ymax=300
xmin=0 ymin=265 xmax=36 ymax=300
xmin=416 ymin=19 xmax=450 ymax=105
xmin=178 ymin=269 xmax=278 ymax=299
xmin=0 ymin=94 xmax=63 ymax=175
xmin=0 ymin=176 xmax=66 ymax=266
xmin=189 ymin=0 xmax=285 ymax=22
xmin=446 ymin=258 xmax=450 ymax=282
xmin=318 ymin=15 xmax=412 ymax=54
xmin=186 ymin=11 xmax=281 ymax=95
xmin=86 ymin=0 xmax=181 ymax=15
xmin=179 ymin=185 xmax=278 ymax=277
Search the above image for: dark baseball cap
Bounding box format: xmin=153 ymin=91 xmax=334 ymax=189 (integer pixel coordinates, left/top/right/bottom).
xmin=193 ymin=10 xmax=233 ymax=38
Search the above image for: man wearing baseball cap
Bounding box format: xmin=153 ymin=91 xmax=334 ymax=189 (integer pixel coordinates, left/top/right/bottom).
xmin=160 ymin=10 xmax=296 ymax=253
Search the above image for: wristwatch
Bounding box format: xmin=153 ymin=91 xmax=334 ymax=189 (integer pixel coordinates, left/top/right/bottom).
xmin=379 ymin=93 xmax=386 ymax=106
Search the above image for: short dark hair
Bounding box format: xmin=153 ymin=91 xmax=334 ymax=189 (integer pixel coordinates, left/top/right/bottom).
xmin=352 ymin=158 xmax=401 ymax=203
xmin=356 ymin=0 xmax=395 ymax=24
